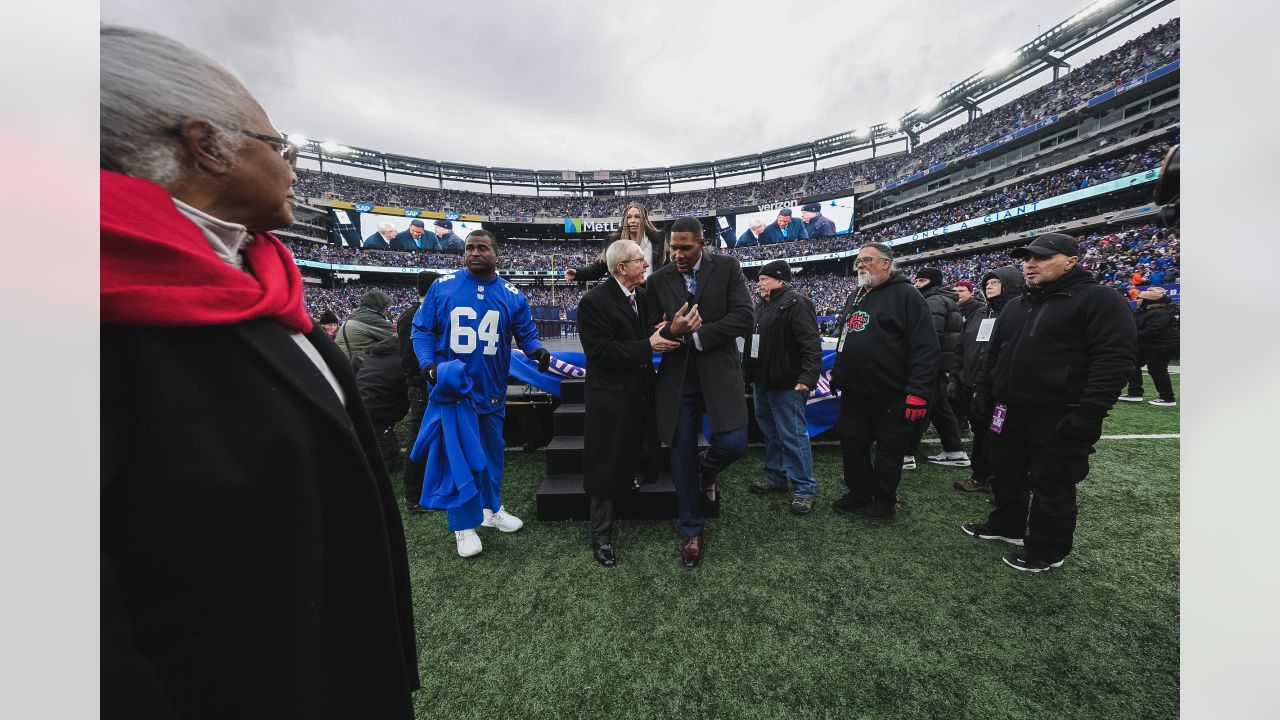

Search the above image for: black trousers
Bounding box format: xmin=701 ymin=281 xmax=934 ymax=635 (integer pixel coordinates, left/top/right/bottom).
xmin=908 ymin=372 xmax=964 ymax=455
xmin=374 ymin=424 xmax=400 ymax=474
xmin=959 ymin=385 xmax=993 ymax=483
xmin=984 ymin=405 xmax=1094 ymax=562
xmin=402 ymin=387 xmax=427 ymax=503
xmin=1127 ymin=349 xmax=1175 ymax=402
xmin=839 ymin=393 xmax=919 ymax=505
xmin=589 ymin=496 xmax=615 ymax=546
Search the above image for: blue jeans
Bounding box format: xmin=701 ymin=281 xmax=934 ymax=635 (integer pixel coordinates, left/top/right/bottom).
xmin=753 ymin=383 xmax=815 ymax=498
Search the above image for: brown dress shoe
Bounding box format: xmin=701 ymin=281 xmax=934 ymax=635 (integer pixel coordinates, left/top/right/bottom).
xmin=680 ymin=534 xmax=704 ymax=568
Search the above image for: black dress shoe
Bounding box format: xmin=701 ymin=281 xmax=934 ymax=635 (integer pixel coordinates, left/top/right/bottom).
xmin=405 ymin=500 xmax=428 ymax=515
xmin=680 ymin=534 xmax=703 ymax=569
xmin=593 ymin=544 xmax=617 ymax=567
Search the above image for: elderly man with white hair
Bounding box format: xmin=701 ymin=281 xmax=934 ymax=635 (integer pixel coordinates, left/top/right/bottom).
xmin=735 ymin=217 xmax=767 ymax=248
xmin=365 ymin=219 xmax=399 ymax=249
xmin=100 ymin=25 xmax=419 ymax=717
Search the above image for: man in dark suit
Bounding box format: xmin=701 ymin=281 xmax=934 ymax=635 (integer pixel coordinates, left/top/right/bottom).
xmin=645 ymin=217 xmax=755 ymax=568
xmin=363 ymin=220 xmax=396 ymax=249
xmin=761 ymin=208 xmax=809 ymax=245
xmin=391 ymin=219 xmax=426 ymax=251
xmin=577 ymin=240 xmax=681 ymax=567
xmin=735 ymin=218 xmax=767 ymax=248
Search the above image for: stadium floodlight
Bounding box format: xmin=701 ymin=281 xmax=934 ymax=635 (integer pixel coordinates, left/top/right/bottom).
xmin=320 ymin=140 xmax=350 ymax=155
xmin=287 ymin=134 xmax=309 ymax=147
xmin=984 ymin=51 xmax=1021 ymax=76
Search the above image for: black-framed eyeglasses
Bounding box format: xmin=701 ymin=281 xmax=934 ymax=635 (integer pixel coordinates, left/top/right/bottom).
xmin=238 ymin=128 xmax=299 ymax=168
xmin=620 ymin=258 xmax=647 ymax=264
xmin=854 ymin=256 xmax=887 ymax=266
xmin=165 ymin=123 xmax=298 ymax=168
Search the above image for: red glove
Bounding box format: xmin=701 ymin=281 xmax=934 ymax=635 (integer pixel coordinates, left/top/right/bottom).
xmin=905 ymin=395 xmax=928 ymax=422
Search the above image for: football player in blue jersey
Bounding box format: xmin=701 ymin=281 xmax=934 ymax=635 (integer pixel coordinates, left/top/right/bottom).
xmin=411 ymin=229 xmax=552 ymax=557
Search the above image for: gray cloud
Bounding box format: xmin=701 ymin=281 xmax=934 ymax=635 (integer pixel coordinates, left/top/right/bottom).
xmin=100 ymin=0 xmax=1179 ymax=171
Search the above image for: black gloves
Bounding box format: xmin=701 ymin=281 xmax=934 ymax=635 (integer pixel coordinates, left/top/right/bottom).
xmin=1054 ymin=408 xmax=1106 ymax=445
xmin=945 ymin=374 xmax=962 ymax=402
xmin=970 ymin=391 xmax=995 ymax=424
xmin=528 ymin=347 xmax=552 ymax=373
xmin=422 ymin=364 xmax=438 ymax=385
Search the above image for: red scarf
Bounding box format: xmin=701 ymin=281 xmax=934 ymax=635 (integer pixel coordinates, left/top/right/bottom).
xmin=100 ymin=169 xmax=313 ymax=333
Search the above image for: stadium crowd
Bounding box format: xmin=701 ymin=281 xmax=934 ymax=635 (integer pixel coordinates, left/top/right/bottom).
xmin=285 ymin=238 xmax=598 ymax=270
xmin=303 ymin=223 xmax=1177 ymax=326
xmin=291 ymin=19 xmax=1178 ymax=219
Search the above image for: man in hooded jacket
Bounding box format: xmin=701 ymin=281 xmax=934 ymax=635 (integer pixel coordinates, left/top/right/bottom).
xmin=337 ymin=289 xmax=395 ymax=364
xmin=949 ymin=266 xmax=1025 ymax=493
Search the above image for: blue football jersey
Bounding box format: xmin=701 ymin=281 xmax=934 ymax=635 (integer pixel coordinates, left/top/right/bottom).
xmin=411 ymin=269 xmax=544 ymax=414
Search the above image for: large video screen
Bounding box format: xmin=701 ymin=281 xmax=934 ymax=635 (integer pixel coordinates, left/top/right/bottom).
xmin=338 ymin=212 xmax=486 ymax=252
xmin=724 ymin=195 xmax=856 ymax=249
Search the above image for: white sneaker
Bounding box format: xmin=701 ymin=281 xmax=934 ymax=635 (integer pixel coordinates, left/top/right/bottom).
xmin=1148 ymin=399 xmax=1177 ymax=407
xmin=902 ymin=456 xmax=916 ymax=470
xmin=454 ymin=529 xmax=483 ymax=557
xmin=927 ymin=451 xmax=971 ymax=467
xmin=1117 ymin=395 xmax=1144 ymax=402
xmin=481 ymin=506 xmax=524 ymax=533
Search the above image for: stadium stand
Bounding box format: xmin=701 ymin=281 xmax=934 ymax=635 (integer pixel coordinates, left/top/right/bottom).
xmin=290 ymin=19 xmax=1177 ymax=219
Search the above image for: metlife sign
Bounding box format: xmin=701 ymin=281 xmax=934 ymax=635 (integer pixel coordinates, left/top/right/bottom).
xmin=564 ymin=217 xmax=622 ymax=233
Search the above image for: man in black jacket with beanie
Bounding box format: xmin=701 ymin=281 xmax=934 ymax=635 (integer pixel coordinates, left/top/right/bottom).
xmin=963 ymin=233 xmax=1137 ymax=572
xmin=743 ymin=260 xmax=823 ymax=515
xmin=830 ymin=243 xmax=939 ymax=520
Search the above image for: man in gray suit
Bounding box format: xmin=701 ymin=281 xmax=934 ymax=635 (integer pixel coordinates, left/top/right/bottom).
xmin=645 ymin=217 xmax=754 ymax=568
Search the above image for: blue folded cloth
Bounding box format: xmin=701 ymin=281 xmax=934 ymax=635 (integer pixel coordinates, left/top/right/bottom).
xmin=411 ymin=360 xmax=486 ymax=510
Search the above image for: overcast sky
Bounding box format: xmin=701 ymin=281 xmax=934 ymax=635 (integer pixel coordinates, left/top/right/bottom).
xmin=99 ymin=0 xmax=1180 ymax=173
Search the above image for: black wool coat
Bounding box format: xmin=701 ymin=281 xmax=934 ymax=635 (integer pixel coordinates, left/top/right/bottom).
xmin=644 ymin=252 xmax=755 ymax=443
xmin=577 ymin=279 xmax=658 ymax=500
xmin=102 ymin=319 xmax=419 ymax=719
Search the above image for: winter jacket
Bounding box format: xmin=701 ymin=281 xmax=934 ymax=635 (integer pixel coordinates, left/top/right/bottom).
xmin=831 ymin=271 xmax=940 ymax=400
xmin=951 ymin=266 xmax=1024 ymax=388
xmin=921 ymin=284 xmax=962 ymax=376
xmin=397 ymin=300 xmax=424 ymax=387
xmin=976 ymin=266 xmax=1137 ymax=414
xmin=353 ymin=335 xmax=410 ymax=426
xmin=1134 ymin=297 xmax=1179 ymax=355
xmin=743 ymin=285 xmax=823 ymax=391
xmin=336 ymin=306 xmax=394 ymax=363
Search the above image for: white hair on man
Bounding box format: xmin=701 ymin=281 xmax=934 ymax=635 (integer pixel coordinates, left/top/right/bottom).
xmin=749 ymin=218 xmax=766 ymax=230
xmin=377 ymin=221 xmax=396 ymax=234
xmin=605 ymin=238 xmax=641 ymax=276
xmin=101 ymin=25 xmax=253 ymax=186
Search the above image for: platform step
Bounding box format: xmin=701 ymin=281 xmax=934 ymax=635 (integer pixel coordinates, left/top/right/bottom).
xmin=559 ymin=380 xmax=585 ymax=405
xmin=534 ymin=473 xmax=720 ymax=521
xmin=552 ymin=403 xmax=584 ymax=437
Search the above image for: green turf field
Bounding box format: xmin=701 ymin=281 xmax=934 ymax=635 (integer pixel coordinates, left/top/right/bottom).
xmin=398 ymin=375 xmax=1178 ymax=719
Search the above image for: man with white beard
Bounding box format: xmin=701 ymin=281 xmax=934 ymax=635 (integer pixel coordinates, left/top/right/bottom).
xmin=828 ymin=243 xmax=940 ymax=520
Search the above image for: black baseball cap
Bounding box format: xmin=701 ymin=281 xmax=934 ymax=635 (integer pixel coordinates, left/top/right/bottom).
xmin=434 ymin=219 xmax=453 ymax=229
xmin=1009 ymin=233 xmax=1079 ymax=259
xmin=800 ymin=203 xmax=821 ymax=213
